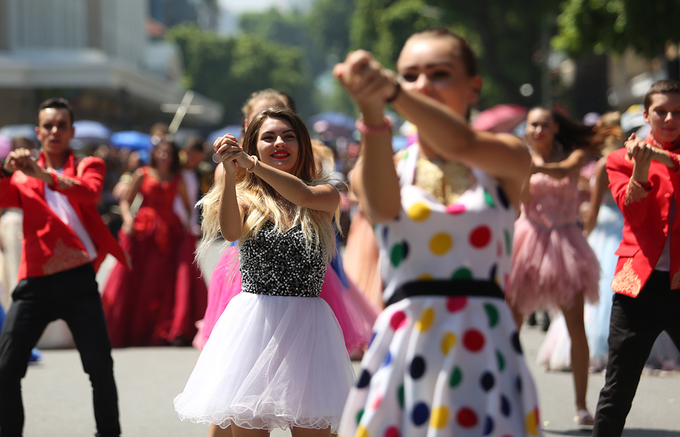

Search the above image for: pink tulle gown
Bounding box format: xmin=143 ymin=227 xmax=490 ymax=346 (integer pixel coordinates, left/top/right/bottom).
xmin=507 ymin=173 xmax=600 ymax=315
xmin=343 ymin=210 xmax=383 ymax=309
xmin=194 ymin=242 xmax=379 ymax=353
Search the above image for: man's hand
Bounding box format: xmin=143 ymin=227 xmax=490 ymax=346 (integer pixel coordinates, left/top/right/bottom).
xmin=626 ymin=133 xmax=654 ymax=183
xmin=5 ymin=148 xmax=45 ymax=180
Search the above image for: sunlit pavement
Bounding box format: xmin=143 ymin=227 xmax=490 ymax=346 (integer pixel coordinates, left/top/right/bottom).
xmin=18 ymin=248 xmax=679 ymax=437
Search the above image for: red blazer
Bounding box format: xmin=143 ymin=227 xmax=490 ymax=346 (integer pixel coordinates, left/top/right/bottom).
xmin=0 ymin=151 xmax=128 ymax=281
xmin=607 ymin=136 xmax=680 ymax=297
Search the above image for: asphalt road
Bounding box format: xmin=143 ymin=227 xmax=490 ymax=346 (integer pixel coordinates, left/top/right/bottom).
xmin=16 ymin=248 xmax=680 ymax=436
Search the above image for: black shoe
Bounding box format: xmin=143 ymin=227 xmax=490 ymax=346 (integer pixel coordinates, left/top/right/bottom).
xmin=526 ymin=312 xmax=537 ymax=326
xmin=541 ymin=312 xmax=551 ymax=332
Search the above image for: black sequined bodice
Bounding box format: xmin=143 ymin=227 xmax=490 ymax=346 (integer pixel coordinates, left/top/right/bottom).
xmin=240 ymin=221 xmax=327 ymax=297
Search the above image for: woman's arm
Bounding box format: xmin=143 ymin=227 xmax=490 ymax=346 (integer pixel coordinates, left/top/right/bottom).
xmin=176 ymin=177 xmax=193 ymax=226
xmin=119 ymin=168 xmax=144 ymax=234
xmin=583 ymin=157 xmax=608 ymax=236
xmin=533 ymin=149 xmax=587 ymax=180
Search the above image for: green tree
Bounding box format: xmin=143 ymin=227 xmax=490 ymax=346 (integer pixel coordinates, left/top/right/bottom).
xmin=349 ymin=0 xmax=563 ymax=107
xmin=167 ymin=24 xmax=308 ymax=123
xmin=553 ymin=0 xmax=680 ymax=58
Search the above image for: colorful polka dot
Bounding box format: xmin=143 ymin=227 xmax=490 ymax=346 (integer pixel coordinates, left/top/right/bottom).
xmin=500 ymin=395 xmax=511 ymax=417
xmin=356 ymin=409 xmax=365 ymax=424
xmin=504 ymin=228 xmax=512 ymax=255
xmin=410 ymin=356 xmax=426 ymax=379
xmin=525 ymin=408 xmax=539 ymax=436
xmin=356 ymin=425 xmax=369 ymax=437
xmin=357 ymin=369 xmax=372 ymax=388
xmin=484 ymin=303 xmax=500 ymax=328
xmin=382 ymin=351 xmax=392 ymax=367
xmin=446 ymin=296 xmax=467 ymax=312
xmin=463 ymin=329 xmax=485 ymax=352
xmin=412 ymin=402 xmax=430 ymax=426
xmin=480 ymin=371 xmax=495 ymax=391
xmin=470 ymin=225 xmax=492 ymax=248
xmin=496 ymin=350 xmax=506 ymax=372
xmin=368 ymin=332 xmax=376 ymax=348
xmin=441 ymin=332 xmax=457 ymax=355
xmin=511 ymin=332 xmax=523 ymax=354
xmin=407 ymin=202 xmax=431 ymax=222
xmin=371 ymin=395 xmax=382 ymax=410
xmin=456 ymin=407 xmax=478 ymax=428
xmin=390 ymin=241 xmax=409 ymax=267
xmin=446 ymin=203 xmax=466 ymax=214
xmin=397 ymin=385 xmax=404 ymax=409
xmin=415 ymin=308 xmax=435 ymax=332
xmin=390 ymin=311 xmax=407 ymax=330
xmin=484 ymin=189 xmax=496 ymax=208
xmin=516 ymin=376 xmax=523 ymax=394
xmin=417 ymin=273 xmax=434 ymax=281
xmin=497 ymin=186 xmax=510 ymax=209
xmin=430 ymin=406 xmax=450 ymax=429
xmin=483 ymin=416 xmax=495 ymax=435
xmin=430 ymin=232 xmax=453 ymax=255
xmin=384 ymin=426 xmax=400 ymax=437
xmin=489 ymin=264 xmax=498 ymax=283
xmin=449 ymin=367 xmax=463 ymax=388
xmin=451 ymin=267 xmax=473 ymax=280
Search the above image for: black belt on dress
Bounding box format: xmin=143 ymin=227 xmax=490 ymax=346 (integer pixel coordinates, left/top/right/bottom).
xmin=386 ymin=279 xmax=505 ymax=307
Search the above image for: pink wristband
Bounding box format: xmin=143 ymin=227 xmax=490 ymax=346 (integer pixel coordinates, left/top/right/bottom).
xmin=355 ymin=117 xmax=393 ymax=135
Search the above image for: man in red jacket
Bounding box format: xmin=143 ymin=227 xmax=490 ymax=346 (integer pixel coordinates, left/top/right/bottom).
xmin=0 ymin=98 xmax=128 ymax=437
xmin=593 ymin=80 xmax=680 ymax=436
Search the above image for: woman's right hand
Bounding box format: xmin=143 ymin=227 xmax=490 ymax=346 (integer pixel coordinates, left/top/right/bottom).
xmin=213 ymin=134 xmax=242 ymax=175
xmin=334 ymin=50 xmax=397 ymax=111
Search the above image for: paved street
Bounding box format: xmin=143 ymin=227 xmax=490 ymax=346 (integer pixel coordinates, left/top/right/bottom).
xmin=16 ymin=249 xmax=680 ymax=436
xmin=19 ymin=321 xmax=679 ymax=436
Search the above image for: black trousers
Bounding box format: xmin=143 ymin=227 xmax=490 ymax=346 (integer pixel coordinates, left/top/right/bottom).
xmin=593 ymin=270 xmax=680 ymax=436
xmin=0 ymin=264 xmax=120 ymax=437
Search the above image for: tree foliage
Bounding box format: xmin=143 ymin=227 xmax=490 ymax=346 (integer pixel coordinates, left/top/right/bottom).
xmin=553 ymin=0 xmax=680 ymax=58
xmin=349 ymin=0 xmax=562 ymax=107
xmin=167 ymin=24 xmax=308 ymax=123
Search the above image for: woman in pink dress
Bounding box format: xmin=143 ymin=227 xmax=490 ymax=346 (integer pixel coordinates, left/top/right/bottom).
xmin=102 ymin=140 xmax=192 ymax=347
xmin=506 ymin=107 xmax=600 ymax=429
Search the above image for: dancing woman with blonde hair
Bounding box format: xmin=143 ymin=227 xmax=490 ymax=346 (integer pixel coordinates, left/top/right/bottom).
xmin=175 ymin=107 xmax=354 ymax=437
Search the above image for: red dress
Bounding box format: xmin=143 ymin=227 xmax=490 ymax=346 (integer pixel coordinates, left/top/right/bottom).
xmin=102 ymin=168 xmax=185 ymax=347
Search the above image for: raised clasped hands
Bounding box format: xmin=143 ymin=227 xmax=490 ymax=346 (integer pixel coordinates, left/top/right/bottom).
xmin=625 ymin=133 xmax=654 ymax=168
xmin=333 ymin=50 xmax=397 ymax=110
xmin=212 ymin=134 xmax=255 ymax=174
xmin=4 ymin=148 xmax=42 ymax=179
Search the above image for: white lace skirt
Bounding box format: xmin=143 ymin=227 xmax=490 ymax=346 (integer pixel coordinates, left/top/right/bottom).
xmin=174 ymin=292 xmax=355 ymax=432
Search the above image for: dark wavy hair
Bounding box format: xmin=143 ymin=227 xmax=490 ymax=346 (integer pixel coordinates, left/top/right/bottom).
xmin=149 ymin=139 xmax=181 ymax=175
xmin=528 ymin=106 xmax=596 ymax=155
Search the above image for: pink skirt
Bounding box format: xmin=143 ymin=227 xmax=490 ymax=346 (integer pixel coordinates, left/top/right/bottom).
xmin=194 ymin=245 xmax=379 ymax=353
xmin=506 ymin=218 xmax=600 ymax=315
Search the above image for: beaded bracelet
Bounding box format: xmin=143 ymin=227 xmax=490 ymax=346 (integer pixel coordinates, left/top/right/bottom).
xmin=355 ymin=117 xmax=393 ymax=135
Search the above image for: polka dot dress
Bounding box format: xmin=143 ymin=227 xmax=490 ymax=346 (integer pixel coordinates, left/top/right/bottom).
xmin=338 ymin=147 xmax=542 ymax=437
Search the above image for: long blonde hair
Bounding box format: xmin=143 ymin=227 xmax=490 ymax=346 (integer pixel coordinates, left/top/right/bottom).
xmin=197 ymin=108 xmax=340 ymax=263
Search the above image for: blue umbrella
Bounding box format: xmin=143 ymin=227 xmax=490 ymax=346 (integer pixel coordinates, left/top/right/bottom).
xmin=308 ymin=112 xmax=356 ymax=137
xmin=207 ymin=125 xmax=243 ymax=145
xmin=0 ymin=124 xmax=37 ymax=141
xmin=73 ymin=120 xmax=112 ymax=141
xmin=110 ymin=131 xmax=152 ymax=151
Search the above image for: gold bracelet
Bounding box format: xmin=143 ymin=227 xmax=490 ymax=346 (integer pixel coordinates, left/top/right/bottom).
xmin=247 ymin=155 xmax=258 ymax=173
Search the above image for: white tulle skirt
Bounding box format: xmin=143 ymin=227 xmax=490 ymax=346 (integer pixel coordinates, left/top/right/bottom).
xmin=174 ymin=292 xmax=355 ymax=432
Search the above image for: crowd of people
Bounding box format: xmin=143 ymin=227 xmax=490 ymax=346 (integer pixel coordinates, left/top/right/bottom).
xmin=0 ymin=27 xmax=678 ymax=437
